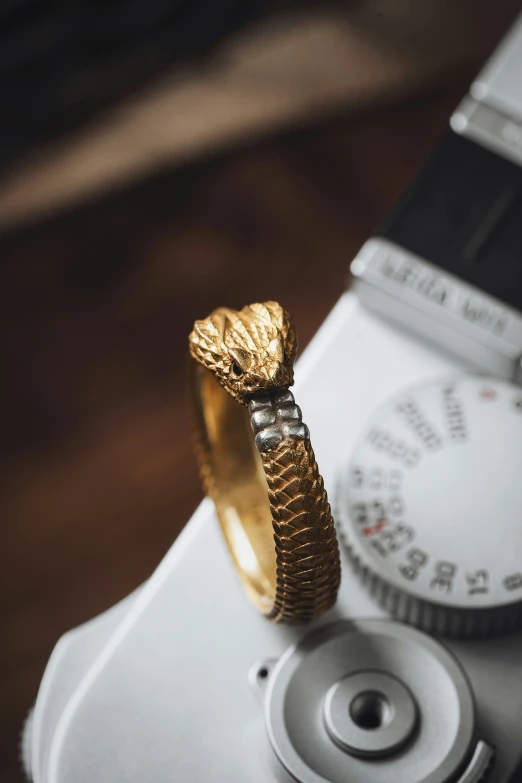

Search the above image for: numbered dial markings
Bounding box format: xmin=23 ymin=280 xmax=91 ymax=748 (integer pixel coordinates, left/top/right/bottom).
xmin=339 ymin=376 xmax=522 ymax=612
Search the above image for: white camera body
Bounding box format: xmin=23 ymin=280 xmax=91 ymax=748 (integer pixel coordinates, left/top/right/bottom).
xmin=25 ymin=13 xmax=522 ymax=783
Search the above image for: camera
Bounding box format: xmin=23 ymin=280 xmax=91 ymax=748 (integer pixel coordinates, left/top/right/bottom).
xmin=23 ymin=13 xmax=522 ymax=783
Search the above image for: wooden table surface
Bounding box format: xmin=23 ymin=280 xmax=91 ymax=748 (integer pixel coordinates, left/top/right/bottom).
xmin=0 ymin=77 xmax=479 ymax=781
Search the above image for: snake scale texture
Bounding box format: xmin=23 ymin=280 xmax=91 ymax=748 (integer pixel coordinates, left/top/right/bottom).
xmin=190 ymin=301 xmax=341 ymax=622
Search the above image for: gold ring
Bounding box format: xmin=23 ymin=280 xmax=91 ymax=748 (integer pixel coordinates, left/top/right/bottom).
xmin=189 ymin=301 xmax=340 ymax=623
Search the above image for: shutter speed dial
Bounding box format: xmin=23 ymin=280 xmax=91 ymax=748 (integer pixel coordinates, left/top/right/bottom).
xmin=337 ymin=375 xmax=522 ymax=637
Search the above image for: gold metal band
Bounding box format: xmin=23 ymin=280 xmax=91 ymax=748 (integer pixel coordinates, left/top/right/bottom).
xmin=189 ymin=301 xmax=340 ymax=623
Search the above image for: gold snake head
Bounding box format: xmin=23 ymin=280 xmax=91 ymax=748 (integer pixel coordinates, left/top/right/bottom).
xmin=189 ymin=301 xmax=297 ymax=404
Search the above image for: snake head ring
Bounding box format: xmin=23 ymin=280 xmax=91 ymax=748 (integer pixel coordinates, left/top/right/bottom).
xmin=189 ymin=300 xmax=341 ymax=623
xmin=189 ymin=301 xmax=297 ymax=404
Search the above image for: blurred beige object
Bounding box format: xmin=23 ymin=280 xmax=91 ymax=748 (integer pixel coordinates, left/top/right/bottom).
xmin=0 ymin=0 xmax=519 ymax=229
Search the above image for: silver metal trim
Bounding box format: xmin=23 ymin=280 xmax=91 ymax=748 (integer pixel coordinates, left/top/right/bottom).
xmin=456 ymin=741 xmax=495 ymax=783
xmin=451 ymin=96 xmax=522 ymax=168
xmin=351 ymin=239 xmax=522 ymax=382
xmin=249 ymin=390 xmax=309 ymax=452
xmin=265 ymin=619 xmax=476 ymax=783
xmin=470 ymin=12 xmax=522 ymax=125
xmin=452 ymin=12 xmax=522 ymax=163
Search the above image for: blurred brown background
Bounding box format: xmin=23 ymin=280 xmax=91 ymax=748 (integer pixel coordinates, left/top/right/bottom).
xmin=1 ymin=2 xmax=520 ymax=781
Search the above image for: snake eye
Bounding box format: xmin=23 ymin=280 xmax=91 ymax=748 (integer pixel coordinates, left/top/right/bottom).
xmin=229 ymin=348 xmax=250 ymax=376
